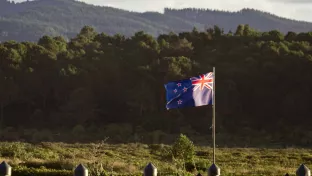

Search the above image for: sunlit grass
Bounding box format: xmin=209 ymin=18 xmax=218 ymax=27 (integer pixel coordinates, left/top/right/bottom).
xmin=0 ymin=142 xmax=309 ymax=175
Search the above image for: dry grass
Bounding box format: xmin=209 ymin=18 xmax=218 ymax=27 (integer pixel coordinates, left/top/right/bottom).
xmin=0 ymin=142 xmax=310 ymax=175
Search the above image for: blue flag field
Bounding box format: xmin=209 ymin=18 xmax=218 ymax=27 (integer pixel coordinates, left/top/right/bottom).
xmin=164 ymin=72 xmax=214 ymax=110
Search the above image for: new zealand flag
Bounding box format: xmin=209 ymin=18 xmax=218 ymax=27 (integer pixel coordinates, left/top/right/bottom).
xmin=164 ymin=72 xmax=214 ymax=110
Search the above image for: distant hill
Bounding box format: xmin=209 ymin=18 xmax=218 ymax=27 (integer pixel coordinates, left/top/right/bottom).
xmin=0 ymin=0 xmax=312 ymax=42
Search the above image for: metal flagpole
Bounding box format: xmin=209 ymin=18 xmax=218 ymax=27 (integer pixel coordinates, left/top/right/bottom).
xmin=208 ymin=67 xmax=220 ymax=176
xmin=212 ymin=67 xmax=216 ymax=164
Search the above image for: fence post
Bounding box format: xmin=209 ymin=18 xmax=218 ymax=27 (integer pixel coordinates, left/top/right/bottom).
xmin=296 ymin=164 xmax=310 ymax=176
xmin=74 ymin=164 xmax=88 ymax=176
xmin=0 ymin=161 xmax=11 ymax=176
xmin=208 ymin=163 xmax=220 ymax=176
xmin=144 ymin=162 xmax=157 ymax=176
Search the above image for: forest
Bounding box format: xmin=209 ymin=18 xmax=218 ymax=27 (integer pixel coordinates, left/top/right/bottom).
xmin=1 ymin=24 xmax=312 ymax=146
xmin=1 ymin=0 xmax=312 ymax=42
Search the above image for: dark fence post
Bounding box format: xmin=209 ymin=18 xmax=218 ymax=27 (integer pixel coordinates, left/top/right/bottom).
xmin=0 ymin=161 xmax=11 ymax=176
xmin=74 ymin=164 xmax=88 ymax=176
xmin=208 ymin=163 xmax=220 ymax=176
xmin=144 ymin=162 xmax=157 ymax=176
xmin=296 ymin=164 xmax=310 ymax=176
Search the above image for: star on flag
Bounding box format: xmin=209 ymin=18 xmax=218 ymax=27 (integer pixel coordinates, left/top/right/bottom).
xmin=177 ymin=100 xmax=183 ymax=104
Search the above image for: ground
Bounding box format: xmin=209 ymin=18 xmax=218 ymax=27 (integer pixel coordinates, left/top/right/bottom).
xmin=0 ymin=142 xmax=310 ymax=175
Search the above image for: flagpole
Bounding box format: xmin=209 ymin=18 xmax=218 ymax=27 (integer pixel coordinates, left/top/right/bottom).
xmin=212 ymin=66 xmax=216 ymax=164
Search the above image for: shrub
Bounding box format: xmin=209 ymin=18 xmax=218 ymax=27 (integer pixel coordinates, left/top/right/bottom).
xmin=32 ymin=129 xmax=53 ymax=142
xmin=12 ymin=167 xmax=72 ymax=176
xmin=172 ymin=134 xmax=195 ymax=162
xmin=0 ymin=142 xmax=33 ymax=160
xmin=103 ymin=123 xmax=132 ymax=142
xmin=21 ymin=160 xmax=75 ymax=170
xmin=72 ymin=125 xmax=85 ymax=136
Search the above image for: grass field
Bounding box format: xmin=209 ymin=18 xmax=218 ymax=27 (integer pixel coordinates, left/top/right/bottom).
xmin=0 ymin=141 xmax=311 ymax=176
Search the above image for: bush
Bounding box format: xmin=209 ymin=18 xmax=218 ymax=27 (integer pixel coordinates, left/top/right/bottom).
xmin=13 ymin=167 xmax=166 ymax=176
xmin=20 ymin=160 xmax=75 ymax=170
xmin=184 ymin=161 xmax=196 ymax=172
xmin=103 ymin=123 xmax=132 ymax=142
xmin=172 ymin=134 xmax=195 ymax=162
xmin=12 ymin=167 xmax=72 ymax=176
xmin=0 ymin=142 xmax=33 ymax=160
xmin=8 ymin=166 xmax=180 ymax=176
xmin=72 ymin=125 xmax=85 ymax=136
xmin=32 ymin=129 xmax=53 ymax=142
xmin=148 ymin=144 xmax=172 ymax=160
xmin=194 ymin=159 xmax=208 ymax=172
xmin=150 ymin=130 xmax=167 ymax=144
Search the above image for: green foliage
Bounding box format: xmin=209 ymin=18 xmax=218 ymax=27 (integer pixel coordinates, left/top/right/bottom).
xmin=0 ymin=142 xmax=59 ymax=161
xmin=172 ymin=134 xmax=195 ymax=162
xmin=0 ymin=20 xmax=312 ymax=147
xmin=1 ymin=0 xmax=312 ymax=42
xmin=32 ymin=129 xmax=53 ymax=142
xmin=104 ymin=124 xmax=133 ymax=142
xmin=165 ymin=56 xmax=192 ymax=78
xmin=72 ymin=125 xmax=85 ymax=136
xmin=0 ymin=142 xmax=310 ymax=175
xmin=21 ymin=160 xmax=74 ymax=170
xmin=0 ymin=142 xmax=31 ymax=159
xmin=12 ymin=167 xmax=72 ymax=176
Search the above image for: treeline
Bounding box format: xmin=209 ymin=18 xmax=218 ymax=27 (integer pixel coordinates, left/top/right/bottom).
xmin=164 ymin=8 xmax=312 ymax=33
xmin=1 ymin=25 xmax=312 ymax=145
xmin=1 ymin=0 xmax=312 ymax=42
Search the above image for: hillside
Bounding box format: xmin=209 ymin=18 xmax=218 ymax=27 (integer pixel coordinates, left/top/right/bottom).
xmin=0 ymin=0 xmax=312 ymax=42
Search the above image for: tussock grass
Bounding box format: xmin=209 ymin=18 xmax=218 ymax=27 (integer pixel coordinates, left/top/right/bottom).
xmin=0 ymin=142 xmax=310 ymax=175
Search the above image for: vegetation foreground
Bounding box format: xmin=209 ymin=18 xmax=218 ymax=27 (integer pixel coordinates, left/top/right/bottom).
xmin=0 ymin=139 xmax=311 ymax=176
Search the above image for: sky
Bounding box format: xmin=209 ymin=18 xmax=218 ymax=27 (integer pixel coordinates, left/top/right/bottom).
xmin=13 ymin=0 xmax=312 ymax=22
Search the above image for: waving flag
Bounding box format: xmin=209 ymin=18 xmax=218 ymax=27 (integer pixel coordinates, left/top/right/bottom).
xmin=164 ymin=72 xmax=214 ymax=110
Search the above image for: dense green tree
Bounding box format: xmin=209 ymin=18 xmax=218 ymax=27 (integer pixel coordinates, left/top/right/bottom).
xmin=0 ymin=24 xmax=312 ymax=145
xmin=2 ymin=0 xmax=312 ymax=43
